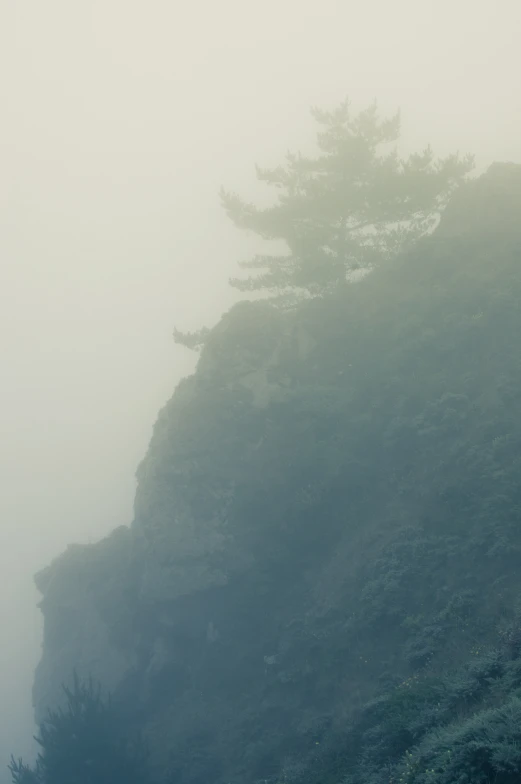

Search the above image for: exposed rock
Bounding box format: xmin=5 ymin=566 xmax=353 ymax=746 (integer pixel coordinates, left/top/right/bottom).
xmin=32 ymin=526 xmax=140 ymax=725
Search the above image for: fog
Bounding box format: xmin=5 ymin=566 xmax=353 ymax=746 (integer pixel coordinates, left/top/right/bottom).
xmin=1 ymin=0 xmax=520 ymax=773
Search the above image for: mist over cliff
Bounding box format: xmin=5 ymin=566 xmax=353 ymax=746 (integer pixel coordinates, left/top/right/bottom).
xmin=17 ymin=163 xmax=521 ymax=784
xmin=4 ymin=1 xmax=521 ymax=780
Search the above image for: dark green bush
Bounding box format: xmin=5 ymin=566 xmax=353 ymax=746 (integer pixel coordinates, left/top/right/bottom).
xmin=9 ymin=673 xmax=149 ymax=784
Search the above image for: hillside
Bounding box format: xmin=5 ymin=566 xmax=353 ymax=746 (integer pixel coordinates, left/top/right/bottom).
xmin=30 ymin=162 xmax=521 ymax=784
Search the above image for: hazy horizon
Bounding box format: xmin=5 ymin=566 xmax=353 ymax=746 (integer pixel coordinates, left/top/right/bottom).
xmin=2 ymin=0 xmax=520 ymax=774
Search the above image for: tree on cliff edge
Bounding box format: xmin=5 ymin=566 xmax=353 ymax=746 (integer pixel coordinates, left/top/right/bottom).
xmin=9 ymin=672 xmax=149 ymax=784
xmin=220 ymin=98 xmax=474 ymax=299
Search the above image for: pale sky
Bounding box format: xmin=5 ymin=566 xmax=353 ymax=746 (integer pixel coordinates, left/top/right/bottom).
xmin=1 ymin=0 xmax=520 ymax=773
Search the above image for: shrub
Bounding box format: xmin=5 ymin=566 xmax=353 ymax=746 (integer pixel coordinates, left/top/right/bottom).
xmin=9 ymin=672 xmax=149 ymax=784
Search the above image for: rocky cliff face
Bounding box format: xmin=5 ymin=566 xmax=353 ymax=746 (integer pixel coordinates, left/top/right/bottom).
xmin=33 ymin=163 xmax=521 ymax=784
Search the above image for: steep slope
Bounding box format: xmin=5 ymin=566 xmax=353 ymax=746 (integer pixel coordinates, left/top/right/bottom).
xmin=32 ymin=163 xmax=521 ymax=784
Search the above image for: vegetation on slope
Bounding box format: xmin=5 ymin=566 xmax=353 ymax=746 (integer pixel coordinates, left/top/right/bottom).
xmin=158 ymin=164 xmax=521 ymax=784
xmin=174 ymin=97 xmax=473 ymax=347
xmin=9 ymin=673 xmax=149 ymax=784
xmin=12 ymin=95 xmax=521 ymax=784
xmin=221 ymin=98 xmax=473 ymax=298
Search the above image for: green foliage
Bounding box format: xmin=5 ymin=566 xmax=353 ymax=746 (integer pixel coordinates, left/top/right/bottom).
xmin=221 ymin=98 xmax=474 ymax=298
xmin=9 ymin=673 xmax=149 ymax=784
xmin=299 ymin=641 xmax=521 ymax=784
xmin=172 ymin=325 xmax=211 ymax=351
xmin=395 ymin=694 xmax=521 ymax=784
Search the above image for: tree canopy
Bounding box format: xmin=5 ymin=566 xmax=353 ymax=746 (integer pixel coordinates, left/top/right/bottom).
xmin=221 ymin=98 xmax=474 ymax=300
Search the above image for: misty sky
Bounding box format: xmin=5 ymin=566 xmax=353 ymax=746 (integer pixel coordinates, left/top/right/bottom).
xmin=1 ymin=0 xmax=520 ymax=772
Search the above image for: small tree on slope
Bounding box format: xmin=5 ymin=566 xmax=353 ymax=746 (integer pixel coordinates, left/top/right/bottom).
xmin=9 ymin=672 xmax=149 ymax=784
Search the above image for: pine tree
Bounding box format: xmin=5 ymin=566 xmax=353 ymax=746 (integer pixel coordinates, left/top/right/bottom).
xmin=221 ymin=98 xmax=474 ymax=300
xmin=9 ymin=672 xmax=149 ymax=784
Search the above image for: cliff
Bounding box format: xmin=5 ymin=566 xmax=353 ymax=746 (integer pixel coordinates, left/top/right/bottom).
xmin=32 ymin=163 xmax=521 ymax=784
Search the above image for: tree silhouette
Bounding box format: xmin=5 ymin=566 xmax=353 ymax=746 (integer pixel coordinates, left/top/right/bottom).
xmin=221 ymin=97 xmax=474 ymax=299
xmin=9 ymin=672 xmax=149 ymax=784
